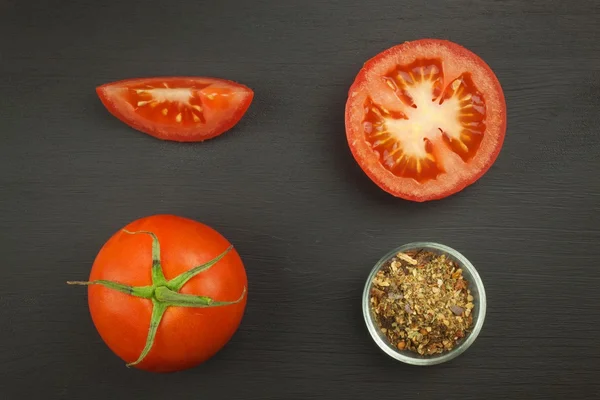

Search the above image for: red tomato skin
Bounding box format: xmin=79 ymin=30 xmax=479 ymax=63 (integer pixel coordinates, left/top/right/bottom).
xmin=96 ymin=77 xmax=254 ymax=142
xmin=345 ymin=39 xmax=506 ymax=202
xmin=87 ymin=215 xmax=248 ymax=372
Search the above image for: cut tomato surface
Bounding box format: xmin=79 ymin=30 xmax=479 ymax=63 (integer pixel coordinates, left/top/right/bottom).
xmin=345 ymin=39 xmax=506 ymax=201
xmin=97 ymin=77 xmax=254 ymax=142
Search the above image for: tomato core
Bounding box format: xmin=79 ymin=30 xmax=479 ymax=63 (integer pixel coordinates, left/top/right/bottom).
xmin=363 ymin=58 xmax=487 ymax=184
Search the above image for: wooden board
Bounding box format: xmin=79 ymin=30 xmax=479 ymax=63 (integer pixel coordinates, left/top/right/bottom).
xmin=1 ymin=0 xmax=599 ymax=398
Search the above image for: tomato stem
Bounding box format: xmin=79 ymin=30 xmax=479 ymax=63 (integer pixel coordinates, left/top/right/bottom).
xmin=126 ymin=299 xmax=167 ymax=368
xmin=166 ymin=245 xmax=233 ymax=291
xmin=155 ymin=285 xmax=246 ymax=308
xmin=66 ymin=280 xmax=154 ymax=298
xmin=122 ymin=230 xmax=167 ymax=286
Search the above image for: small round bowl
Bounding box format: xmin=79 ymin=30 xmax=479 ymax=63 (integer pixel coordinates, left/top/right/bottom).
xmin=362 ymin=242 xmax=486 ymax=366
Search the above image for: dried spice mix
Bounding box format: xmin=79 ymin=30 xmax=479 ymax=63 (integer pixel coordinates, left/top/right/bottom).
xmin=370 ymin=250 xmax=474 ymax=356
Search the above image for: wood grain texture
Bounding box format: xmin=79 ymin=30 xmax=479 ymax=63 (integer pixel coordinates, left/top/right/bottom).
xmin=1 ymin=0 xmax=599 ymax=398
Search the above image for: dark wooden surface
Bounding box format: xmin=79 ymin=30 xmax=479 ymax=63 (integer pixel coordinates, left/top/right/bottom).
xmin=2 ymin=0 xmax=600 ymax=398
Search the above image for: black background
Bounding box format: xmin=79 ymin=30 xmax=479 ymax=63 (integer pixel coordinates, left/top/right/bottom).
xmin=2 ymin=0 xmax=599 ymax=399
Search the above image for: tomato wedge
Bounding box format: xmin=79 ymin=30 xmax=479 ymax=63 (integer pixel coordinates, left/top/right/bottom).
xmin=345 ymin=39 xmax=506 ymax=201
xmin=97 ymin=77 xmax=254 ymax=142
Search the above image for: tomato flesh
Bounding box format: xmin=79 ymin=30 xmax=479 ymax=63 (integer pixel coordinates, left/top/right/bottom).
xmin=97 ymin=77 xmax=253 ymax=142
xmin=346 ymin=39 xmax=506 ymax=201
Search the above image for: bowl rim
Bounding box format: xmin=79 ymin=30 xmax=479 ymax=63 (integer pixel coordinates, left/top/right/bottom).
xmin=362 ymin=241 xmax=487 ymax=366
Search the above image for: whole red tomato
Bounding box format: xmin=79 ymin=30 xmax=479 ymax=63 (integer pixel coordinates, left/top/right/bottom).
xmin=69 ymin=215 xmax=248 ymax=373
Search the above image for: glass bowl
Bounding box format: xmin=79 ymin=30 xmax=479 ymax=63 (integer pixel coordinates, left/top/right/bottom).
xmin=362 ymin=242 xmax=486 ymax=366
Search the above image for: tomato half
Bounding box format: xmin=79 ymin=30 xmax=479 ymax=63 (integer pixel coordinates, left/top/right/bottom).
xmin=345 ymin=39 xmax=506 ymax=201
xmin=69 ymin=215 xmax=248 ymax=372
xmin=97 ymin=77 xmax=254 ymax=142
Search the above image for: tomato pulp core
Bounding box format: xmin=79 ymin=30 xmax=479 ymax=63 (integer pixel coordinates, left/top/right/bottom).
xmin=122 ymin=79 xmax=235 ymax=127
xmin=363 ymin=59 xmax=487 ymax=183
